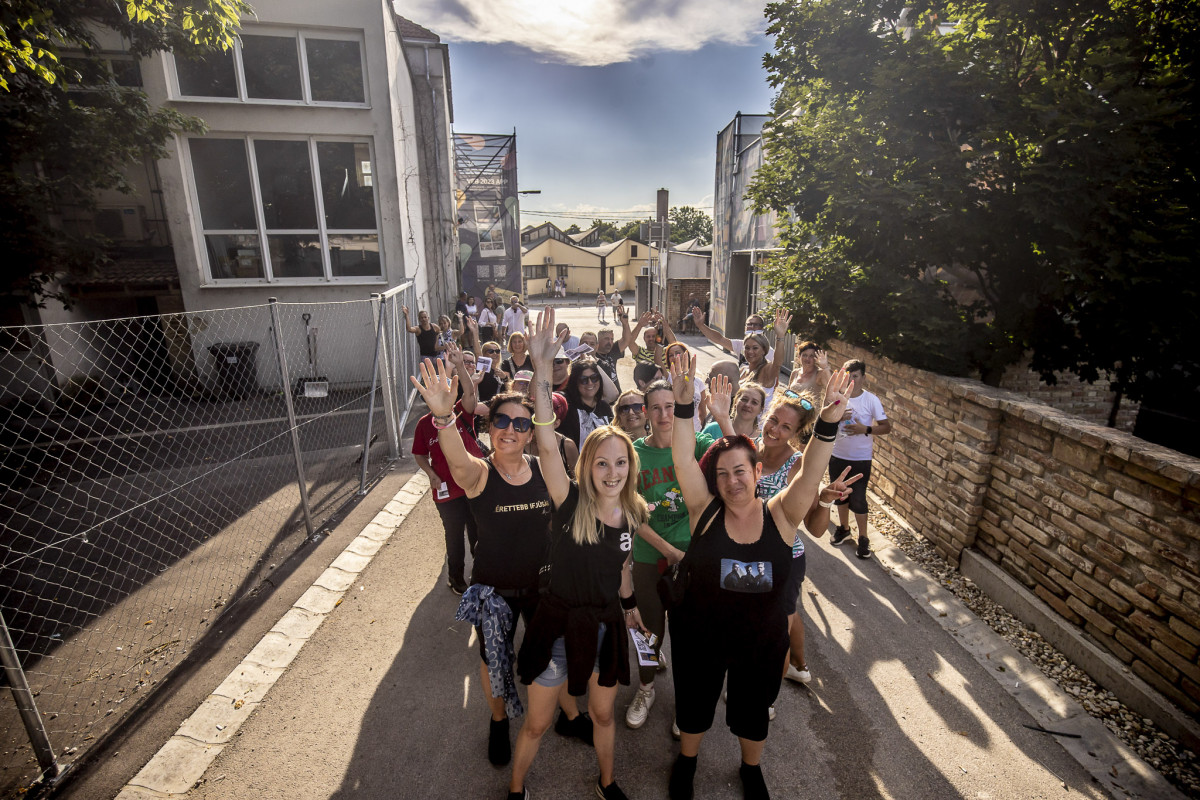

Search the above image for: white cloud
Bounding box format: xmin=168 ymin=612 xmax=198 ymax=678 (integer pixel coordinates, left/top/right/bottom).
xmin=399 ymin=0 xmax=767 ymax=66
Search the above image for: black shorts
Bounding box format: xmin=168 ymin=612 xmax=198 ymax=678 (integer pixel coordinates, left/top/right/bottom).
xmin=829 ymin=456 xmax=871 ymax=515
xmin=476 ymin=590 xmax=538 ymax=661
xmin=669 ymin=616 xmax=786 ymax=742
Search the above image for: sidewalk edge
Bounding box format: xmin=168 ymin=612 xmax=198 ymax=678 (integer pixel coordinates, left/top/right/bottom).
xmin=113 ymin=473 xmax=431 ymax=799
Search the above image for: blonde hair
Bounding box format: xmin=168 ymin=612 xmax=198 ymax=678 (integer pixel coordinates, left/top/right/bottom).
xmin=742 ymin=332 xmax=772 ymax=382
xmin=507 ymin=331 xmax=527 ymax=351
xmin=732 ymin=381 xmax=767 ymax=422
xmin=765 ymin=388 xmax=820 ymax=449
xmin=571 ymin=427 xmax=648 ymax=546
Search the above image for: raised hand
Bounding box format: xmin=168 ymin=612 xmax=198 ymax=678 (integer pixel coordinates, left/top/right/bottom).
xmin=465 ymin=316 xmax=479 ymax=333
xmin=773 ymin=308 xmax=792 ymax=339
xmin=409 ymin=357 xmax=458 ymax=418
xmin=638 ymin=310 xmax=654 ymax=328
xmin=816 ymin=349 xmax=829 ymax=371
xmin=694 ymin=306 xmax=707 ymax=326
xmin=708 ymin=372 xmax=732 ymax=419
xmin=668 ymin=352 xmax=697 ymax=405
xmin=529 ymin=306 xmax=567 ymax=367
xmin=444 ymin=339 xmax=464 ymax=369
xmin=401 ymin=305 xmax=410 ymax=317
xmin=820 ymin=368 xmax=853 ymax=423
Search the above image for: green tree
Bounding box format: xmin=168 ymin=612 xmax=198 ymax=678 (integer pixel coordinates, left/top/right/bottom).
xmin=564 ymin=223 xmax=582 ymax=235
xmin=668 ymin=205 xmax=712 ymax=245
xmin=1 ymin=0 xmax=251 ymax=308
xmin=749 ymin=0 xmax=1198 ymax=399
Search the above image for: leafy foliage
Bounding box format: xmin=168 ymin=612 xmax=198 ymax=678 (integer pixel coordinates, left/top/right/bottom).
xmin=668 ymin=205 xmax=713 ymax=245
xmin=1 ymin=0 xmax=251 ymax=307
xmin=749 ymin=0 xmax=1199 ymax=398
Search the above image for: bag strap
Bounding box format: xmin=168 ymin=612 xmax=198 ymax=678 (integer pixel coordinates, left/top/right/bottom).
xmin=693 ymin=497 xmax=722 ymax=539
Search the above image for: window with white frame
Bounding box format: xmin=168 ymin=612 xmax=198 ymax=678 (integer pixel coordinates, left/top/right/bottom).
xmin=174 ymin=29 xmax=366 ymax=105
xmin=188 ymin=136 xmax=381 ymax=282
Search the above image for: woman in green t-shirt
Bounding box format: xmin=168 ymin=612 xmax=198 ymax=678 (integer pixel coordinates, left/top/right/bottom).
xmin=624 ymin=380 xmax=714 ymax=732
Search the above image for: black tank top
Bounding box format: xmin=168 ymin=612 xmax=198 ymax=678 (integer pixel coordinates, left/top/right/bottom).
xmin=467 ymin=456 xmax=553 ymax=591
xmin=416 ymin=325 xmax=438 ymax=358
xmin=680 ymin=499 xmax=792 ymax=639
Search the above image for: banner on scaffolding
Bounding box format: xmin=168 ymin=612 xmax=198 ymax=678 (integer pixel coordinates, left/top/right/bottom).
xmin=453 ymin=133 xmax=520 ymax=302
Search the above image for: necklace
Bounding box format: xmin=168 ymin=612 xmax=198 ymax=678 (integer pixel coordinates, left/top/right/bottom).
xmin=494 ymin=457 xmax=526 ymax=481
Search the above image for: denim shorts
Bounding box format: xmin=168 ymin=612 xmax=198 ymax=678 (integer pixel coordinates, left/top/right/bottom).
xmin=532 ymin=623 xmax=608 ymax=688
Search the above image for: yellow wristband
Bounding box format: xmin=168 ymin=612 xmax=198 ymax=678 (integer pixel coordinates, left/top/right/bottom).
xmin=532 ymin=417 xmax=557 ymax=426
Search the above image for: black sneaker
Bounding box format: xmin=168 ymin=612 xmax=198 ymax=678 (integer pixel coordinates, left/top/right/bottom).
xmin=448 ymin=577 xmax=467 ymax=594
xmin=594 ymin=777 xmax=629 ymax=800
xmin=831 ymin=526 xmax=852 ymax=546
xmin=488 ymin=716 xmax=511 ymax=766
xmin=505 ymin=789 xmax=529 ymax=800
xmin=668 ymin=754 xmax=697 ymax=800
xmin=855 ymin=536 xmax=873 ymax=560
xmin=739 ymin=762 xmax=770 ymax=800
xmin=555 ymin=710 xmax=594 ymax=745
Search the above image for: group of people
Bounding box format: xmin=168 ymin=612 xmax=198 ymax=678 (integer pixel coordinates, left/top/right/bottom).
xmin=408 ymin=300 xmax=890 ymax=800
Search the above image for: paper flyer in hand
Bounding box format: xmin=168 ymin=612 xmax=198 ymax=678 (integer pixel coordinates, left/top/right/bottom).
xmin=629 ymin=630 xmax=660 ymax=667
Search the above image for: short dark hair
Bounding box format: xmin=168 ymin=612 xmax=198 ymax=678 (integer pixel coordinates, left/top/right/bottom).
xmin=797 ymin=340 xmax=819 ymax=354
xmin=843 ymin=359 xmax=866 ymax=374
xmin=487 ymin=392 xmax=534 ymax=423
xmin=634 ymin=363 xmax=664 ymax=388
xmin=698 ymin=435 xmax=758 ymax=497
xmin=642 ymin=378 xmax=674 ymax=403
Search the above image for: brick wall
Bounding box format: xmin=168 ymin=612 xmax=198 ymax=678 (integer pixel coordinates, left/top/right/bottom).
xmin=824 ymin=340 xmax=1200 ymax=713
xmin=665 ymin=278 xmax=710 ymax=330
xmin=999 ymin=359 xmax=1140 ymax=432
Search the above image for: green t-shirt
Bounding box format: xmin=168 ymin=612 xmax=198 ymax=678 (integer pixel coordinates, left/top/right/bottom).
xmin=632 ymin=432 xmax=715 ymax=563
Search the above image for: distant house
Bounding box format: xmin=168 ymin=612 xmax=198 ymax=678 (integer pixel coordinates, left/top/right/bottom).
xmin=521 ymin=222 xmax=660 ymax=296
xmin=13 ymin=6 xmax=458 ymax=400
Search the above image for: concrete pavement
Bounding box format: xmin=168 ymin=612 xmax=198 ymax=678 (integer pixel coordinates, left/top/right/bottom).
xmin=101 ymin=305 xmax=1185 ymax=799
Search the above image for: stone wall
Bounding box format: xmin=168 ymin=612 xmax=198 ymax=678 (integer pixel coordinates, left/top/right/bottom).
xmin=999 ymin=359 xmax=1140 ymax=432
xmin=824 ymin=340 xmax=1200 ymax=714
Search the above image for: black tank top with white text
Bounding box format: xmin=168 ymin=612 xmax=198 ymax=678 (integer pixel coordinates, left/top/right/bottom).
xmin=467 ymin=456 xmax=553 ymax=591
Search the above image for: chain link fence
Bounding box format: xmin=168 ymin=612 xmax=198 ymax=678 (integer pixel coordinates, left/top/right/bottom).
xmin=0 ymin=285 xmax=418 ymax=794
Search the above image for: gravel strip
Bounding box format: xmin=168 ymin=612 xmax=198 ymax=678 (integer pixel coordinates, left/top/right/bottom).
xmin=866 ymin=505 xmax=1200 ymax=798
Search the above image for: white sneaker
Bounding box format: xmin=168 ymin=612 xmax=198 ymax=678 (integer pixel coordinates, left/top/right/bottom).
xmin=656 ymin=648 xmax=669 ymax=673
xmin=785 ymin=663 xmax=812 ymax=684
xmin=768 ymin=704 xmax=776 ymax=721
xmin=671 ymin=718 xmax=681 ymax=740
xmin=625 ymin=686 xmax=655 ymax=729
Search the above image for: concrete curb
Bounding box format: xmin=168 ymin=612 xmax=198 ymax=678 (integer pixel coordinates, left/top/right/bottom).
xmin=113 ymin=472 xmax=431 ymax=799
xmin=868 ymin=490 xmax=1186 ymax=800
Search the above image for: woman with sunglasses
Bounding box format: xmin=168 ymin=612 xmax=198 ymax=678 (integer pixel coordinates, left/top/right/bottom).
xmin=665 ymin=352 xmax=852 ymax=800
xmin=410 ymin=359 xmax=587 ymax=769
xmin=559 ymin=356 xmax=616 ymax=448
xmin=478 ymin=296 xmax=499 ymax=344
xmin=505 ymin=307 xmax=647 ymax=800
xmin=738 ymin=309 xmax=791 ymax=412
xmin=744 ymin=386 xmax=860 ymax=690
xmin=614 ymin=389 xmax=649 ymax=439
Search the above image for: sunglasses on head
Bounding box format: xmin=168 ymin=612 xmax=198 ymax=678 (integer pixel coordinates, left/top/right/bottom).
xmin=782 ymin=389 xmax=814 ymax=410
xmin=492 ymin=413 xmax=533 ymax=433
xmin=617 ymin=403 xmax=645 ymax=414
xmin=578 ymin=373 xmax=601 ymax=385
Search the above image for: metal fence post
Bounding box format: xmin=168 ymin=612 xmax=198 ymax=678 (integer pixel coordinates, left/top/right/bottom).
xmin=358 ymin=298 xmax=388 ymax=495
xmin=371 ymin=294 xmax=400 ymax=459
xmin=0 ymin=611 xmax=59 ymax=781
xmin=268 ymin=298 xmax=315 ymax=538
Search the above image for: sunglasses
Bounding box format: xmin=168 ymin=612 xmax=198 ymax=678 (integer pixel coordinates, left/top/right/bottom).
xmin=492 ymin=413 xmax=533 ymax=433
xmin=578 ymin=373 xmax=601 ymax=385
xmin=782 ymin=389 xmax=814 ymax=410
xmin=483 ymin=348 xmax=501 ymax=355
xmin=617 ymin=404 xmax=645 ymax=414
xmin=554 ymin=358 xmax=570 ymax=365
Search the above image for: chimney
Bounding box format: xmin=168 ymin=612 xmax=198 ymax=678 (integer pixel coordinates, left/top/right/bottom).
xmin=657 ymin=189 xmax=669 ymax=221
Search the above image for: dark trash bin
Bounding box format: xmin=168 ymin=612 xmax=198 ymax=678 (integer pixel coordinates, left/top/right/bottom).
xmin=208 ymin=341 xmax=260 ymax=399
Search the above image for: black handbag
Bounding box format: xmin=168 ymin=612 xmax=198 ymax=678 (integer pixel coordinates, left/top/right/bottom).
xmin=656 ymin=498 xmax=722 ymax=610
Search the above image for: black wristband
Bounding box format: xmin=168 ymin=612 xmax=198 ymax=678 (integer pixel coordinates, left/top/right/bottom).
xmin=620 ymin=593 xmax=638 ymax=610
xmin=813 ymin=418 xmax=839 ymax=438
xmin=673 ymin=400 xmax=696 ymax=419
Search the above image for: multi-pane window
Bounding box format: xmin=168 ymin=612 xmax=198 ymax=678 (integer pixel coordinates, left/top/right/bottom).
xmin=174 ymin=30 xmax=365 ymax=105
xmin=189 ymin=137 xmax=380 ymax=282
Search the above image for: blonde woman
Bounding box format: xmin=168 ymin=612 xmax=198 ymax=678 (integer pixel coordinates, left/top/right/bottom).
xmin=702 ymin=382 xmax=767 ymax=441
xmin=787 ymin=341 xmax=830 ymax=395
xmin=508 ymin=307 xmax=648 ymax=800
xmin=501 ymin=330 xmax=532 ymax=376
xmin=739 ymin=309 xmax=790 ymax=410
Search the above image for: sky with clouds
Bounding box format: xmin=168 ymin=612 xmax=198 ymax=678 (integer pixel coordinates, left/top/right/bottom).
xmin=400 ymin=0 xmax=777 ymax=228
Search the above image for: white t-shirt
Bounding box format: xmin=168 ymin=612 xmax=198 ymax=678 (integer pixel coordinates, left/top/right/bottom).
xmin=502 ymin=307 xmax=526 ymax=334
xmin=832 ymin=390 xmax=887 ymax=461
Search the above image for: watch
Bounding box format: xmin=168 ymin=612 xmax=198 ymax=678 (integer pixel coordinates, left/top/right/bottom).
xmin=866 ymin=425 xmax=873 ymax=436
